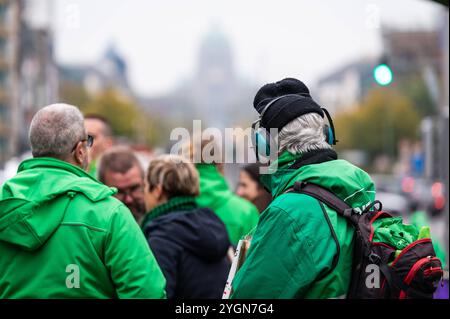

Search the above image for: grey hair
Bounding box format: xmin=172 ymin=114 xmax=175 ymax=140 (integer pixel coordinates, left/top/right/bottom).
xmin=278 ymin=113 xmax=332 ymax=155
xmin=29 ymin=103 xmax=86 ymax=158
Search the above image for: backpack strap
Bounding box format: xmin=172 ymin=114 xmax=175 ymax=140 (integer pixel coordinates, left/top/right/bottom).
xmin=285 ymin=181 xmax=355 ymax=218
xmin=285 ymin=181 xmax=383 ymax=225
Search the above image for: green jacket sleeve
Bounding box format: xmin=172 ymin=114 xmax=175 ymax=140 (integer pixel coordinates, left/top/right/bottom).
xmin=104 ymin=204 xmax=167 ymax=298
xmin=231 ymin=204 xmax=334 ymax=299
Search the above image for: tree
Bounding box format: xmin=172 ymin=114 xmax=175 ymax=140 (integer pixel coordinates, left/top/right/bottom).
xmin=58 ymin=81 xmax=90 ymax=110
xmin=334 ymin=88 xmax=421 ymax=161
xmin=397 ymin=74 xmax=437 ymax=117
xmin=82 ymin=88 xmax=141 ymax=138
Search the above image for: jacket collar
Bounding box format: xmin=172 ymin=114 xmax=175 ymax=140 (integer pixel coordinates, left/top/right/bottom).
xmin=260 ymin=149 xmax=337 ymax=197
xmin=14 ymin=157 xmax=115 ymax=202
xmin=18 ymin=157 xmax=95 ymax=180
xmin=141 ymin=196 xmax=197 ymax=228
xmin=288 ymin=149 xmax=337 ymax=170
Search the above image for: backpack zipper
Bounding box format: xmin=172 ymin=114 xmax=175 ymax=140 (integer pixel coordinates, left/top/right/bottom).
xmin=391 ymin=238 xmax=432 ymax=267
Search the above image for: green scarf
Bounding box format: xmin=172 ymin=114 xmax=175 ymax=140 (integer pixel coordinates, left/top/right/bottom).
xmin=141 ymin=196 xmax=197 ymax=229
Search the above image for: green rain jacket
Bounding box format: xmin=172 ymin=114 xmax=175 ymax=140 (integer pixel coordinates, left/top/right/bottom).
xmin=196 ymin=164 xmax=259 ymax=245
xmin=0 ymin=157 xmax=166 ymax=299
xmin=231 ymin=152 xmax=376 ymax=299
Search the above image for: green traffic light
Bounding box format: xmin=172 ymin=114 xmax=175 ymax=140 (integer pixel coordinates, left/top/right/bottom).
xmin=373 ymin=64 xmax=393 ymax=86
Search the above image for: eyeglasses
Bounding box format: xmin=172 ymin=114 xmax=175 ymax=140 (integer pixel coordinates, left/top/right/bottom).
xmin=71 ymin=135 xmax=94 ymax=153
xmin=115 ymin=184 xmax=143 ymax=201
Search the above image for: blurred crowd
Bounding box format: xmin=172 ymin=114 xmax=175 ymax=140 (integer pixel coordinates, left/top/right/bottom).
xmin=0 ymin=78 xmax=447 ymax=299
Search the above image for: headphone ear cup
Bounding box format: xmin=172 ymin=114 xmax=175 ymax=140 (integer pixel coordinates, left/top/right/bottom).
xmin=255 ymin=130 xmax=271 ymax=159
xmin=328 ymin=126 xmax=334 ymax=145
xmin=323 ymin=125 xmax=334 ymax=145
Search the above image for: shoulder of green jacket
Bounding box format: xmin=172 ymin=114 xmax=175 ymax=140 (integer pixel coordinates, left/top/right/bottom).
xmin=13 ymin=157 xmax=117 ymax=202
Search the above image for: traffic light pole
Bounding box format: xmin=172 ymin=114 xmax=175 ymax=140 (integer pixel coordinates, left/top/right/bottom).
xmin=440 ymin=10 xmax=449 ymax=270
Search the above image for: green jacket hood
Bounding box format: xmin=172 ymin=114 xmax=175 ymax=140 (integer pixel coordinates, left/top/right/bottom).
xmin=0 ymin=157 xmax=116 ymax=251
xmin=262 ymin=151 xmax=375 ymax=212
xmin=195 ymin=164 xmax=233 ymax=209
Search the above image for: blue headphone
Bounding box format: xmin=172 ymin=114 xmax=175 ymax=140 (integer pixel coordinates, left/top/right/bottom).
xmin=251 ymin=94 xmax=338 ymax=160
xmin=321 ymin=107 xmax=337 ymax=146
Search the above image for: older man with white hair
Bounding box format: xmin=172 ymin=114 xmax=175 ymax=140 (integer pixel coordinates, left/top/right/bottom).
xmin=230 ymin=78 xmax=376 ymax=299
xmin=0 ymin=103 xmax=166 ymax=298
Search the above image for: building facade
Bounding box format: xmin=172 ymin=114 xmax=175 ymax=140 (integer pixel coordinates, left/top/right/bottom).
xmin=0 ymin=0 xmax=57 ymax=168
xmin=0 ymin=0 xmax=21 ymax=167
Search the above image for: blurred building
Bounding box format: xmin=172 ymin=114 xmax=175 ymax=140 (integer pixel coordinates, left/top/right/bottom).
xmin=316 ymin=26 xmax=444 ymax=117
xmin=382 ymin=26 xmax=446 ymax=176
xmin=0 ymin=0 xmax=57 ymax=168
xmin=0 ymin=0 xmax=21 ymax=167
xmin=141 ymin=26 xmax=258 ymax=130
xmin=19 ymin=21 xmax=59 ymax=154
xmin=315 ymin=58 xmax=376 ymax=114
xmin=382 ymin=28 xmax=442 ymax=81
xmin=58 ymin=45 xmax=131 ymax=97
xmin=382 ymin=26 xmax=447 ymax=181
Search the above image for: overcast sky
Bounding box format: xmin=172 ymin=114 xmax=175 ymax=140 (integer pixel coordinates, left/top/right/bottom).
xmin=27 ymin=0 xmax=444 ymax=96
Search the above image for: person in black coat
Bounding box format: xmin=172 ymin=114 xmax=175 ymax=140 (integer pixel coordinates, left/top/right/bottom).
xmin=141 ymin=154 xmax=231 ymax=299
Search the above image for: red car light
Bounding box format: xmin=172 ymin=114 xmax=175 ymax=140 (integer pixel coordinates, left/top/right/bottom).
xmin=431 ymin=182 xmax=443 ymax=198
xmin=434 ymin=195 xmax=445 ymax=210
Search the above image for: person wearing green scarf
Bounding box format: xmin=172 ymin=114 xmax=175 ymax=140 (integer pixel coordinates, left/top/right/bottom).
xmin=141 ymin=154 xmax=231 ymax=299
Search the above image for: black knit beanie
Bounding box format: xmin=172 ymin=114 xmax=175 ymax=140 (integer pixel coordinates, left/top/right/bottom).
xmin=253 ymin=78 xmax=324 ymax=131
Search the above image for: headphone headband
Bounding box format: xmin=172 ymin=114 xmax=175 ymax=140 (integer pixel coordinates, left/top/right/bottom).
xmin=258 ymin=94 xmax=310 ymax=119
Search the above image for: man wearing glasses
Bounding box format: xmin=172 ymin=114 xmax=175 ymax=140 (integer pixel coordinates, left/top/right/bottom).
xmin=98 ymin=146 xmax=146 ymax=223
xmin=0 ymin=104 xmax=166 ymax=298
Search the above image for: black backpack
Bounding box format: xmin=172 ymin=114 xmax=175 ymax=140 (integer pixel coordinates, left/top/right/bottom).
xmin=288 ymin=181 xmax=443 ymax=299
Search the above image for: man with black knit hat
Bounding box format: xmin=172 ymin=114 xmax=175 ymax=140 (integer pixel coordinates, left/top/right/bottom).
xmin=230 ymin=78 xmax=376 ymax=298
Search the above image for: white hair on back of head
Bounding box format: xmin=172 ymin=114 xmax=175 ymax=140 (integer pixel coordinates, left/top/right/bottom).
xmin=29 ymin=103 xmax=86 ymax=158
xmin=278 ymin=113 xmax=332 ymax=155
